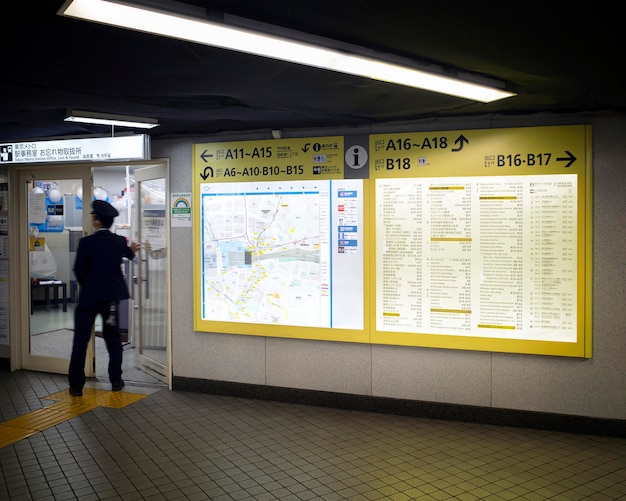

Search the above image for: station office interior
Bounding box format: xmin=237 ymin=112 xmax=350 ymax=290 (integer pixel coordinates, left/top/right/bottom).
xmin=1 ymin=6 xmax=625 ymax=439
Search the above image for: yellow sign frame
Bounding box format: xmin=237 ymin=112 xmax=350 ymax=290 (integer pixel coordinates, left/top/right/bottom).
xmin=192 ymin=137 xmax=370 ymax=343
xmin=369 ymin=125 xmax=592 ymax=357
xmin=191 ymin=126 xmax=592 ymax=358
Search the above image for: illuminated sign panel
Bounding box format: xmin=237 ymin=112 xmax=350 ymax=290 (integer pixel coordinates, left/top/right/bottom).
xmin=193 ymin=137 xmax=344 ymax=182
xmin=369 ymin=125 xmax=591 ymax=357
xmin=0 ymin=135 xmax=149 ymax=164
xmin=192 ymin=126 xmax=591 ymax=357
xmin=193 ymin=137 xmax=368 ymax=343
xmin=375 ymin=174 xmax=577 ymax=341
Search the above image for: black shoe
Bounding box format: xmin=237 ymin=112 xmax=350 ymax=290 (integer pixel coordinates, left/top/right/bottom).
xmin=111 ymin=380 xmax=125 ymax=392
xmin=69 ymin=388 xmax=83 ymax=397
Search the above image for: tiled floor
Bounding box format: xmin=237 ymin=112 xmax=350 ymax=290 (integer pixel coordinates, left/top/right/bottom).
xmin=1 ymin=370 xmax=626 ymax=500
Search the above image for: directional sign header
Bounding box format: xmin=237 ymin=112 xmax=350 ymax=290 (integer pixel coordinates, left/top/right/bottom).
xmin=369 ymin=125 xmax=588 ymax=178
xmin=193 ymin=136 xmax=344 ymax=183
xmin=0 ymin=135 xmax=149 ymax=164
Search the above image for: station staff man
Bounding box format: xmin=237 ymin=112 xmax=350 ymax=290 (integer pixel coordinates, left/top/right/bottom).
xmin=68 ymin=200 xmax=140 ymax=396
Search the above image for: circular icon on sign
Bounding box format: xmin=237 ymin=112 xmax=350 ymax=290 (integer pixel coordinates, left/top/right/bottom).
xmin=345 ymin=145 xmax=368 ymax=170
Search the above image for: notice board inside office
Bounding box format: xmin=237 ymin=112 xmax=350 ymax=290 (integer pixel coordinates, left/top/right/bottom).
xmin=370 ymin=125 xmax=592 ymax=357
xmin=192 ymin=125 xmax=592 ymax=358
xmin=192 ymin=136 xmax=369 ymax=344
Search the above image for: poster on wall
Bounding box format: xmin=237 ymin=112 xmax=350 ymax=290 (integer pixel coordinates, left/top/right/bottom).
xmin=369 ymin=125 xmax=591 ymax=357
xmin=28 ymin=181 xmax=65 ymax=232
xmin=171 ymin=192 xmax=192 ymax=227
xmin=192 ymin=137 xmax=368 ymax=343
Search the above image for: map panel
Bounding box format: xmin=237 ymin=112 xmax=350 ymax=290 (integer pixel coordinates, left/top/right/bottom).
xmin=200 ymin=181 xmax=331 ymax=327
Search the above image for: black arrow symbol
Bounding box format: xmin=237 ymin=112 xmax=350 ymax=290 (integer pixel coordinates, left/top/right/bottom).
xmin=200 ymin=150 xmax=212 ymax=162
xmin=200 ymin=166 xmax=214 ymax=180
xmin=302 ymin=143 xmax=311 ymax=152
xmin=556 ymin=150 xmax=576 ymax=168
xmin=452 ymin=134 xmax=469 ymax=152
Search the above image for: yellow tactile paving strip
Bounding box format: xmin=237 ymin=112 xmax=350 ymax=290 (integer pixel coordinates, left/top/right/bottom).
xmin=45 ymin=388 xmax=148 ymax=408
xmin=0 ymin=388 xmax=147 ymax=449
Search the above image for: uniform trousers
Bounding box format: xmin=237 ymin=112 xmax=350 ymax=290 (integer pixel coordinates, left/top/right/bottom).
xmin=68 ymin=300 xmax=123 ymax=390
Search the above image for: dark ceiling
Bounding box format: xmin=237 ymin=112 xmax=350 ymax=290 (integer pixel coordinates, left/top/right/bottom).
xmin=1 ymin=1 xmax=624 ymax=141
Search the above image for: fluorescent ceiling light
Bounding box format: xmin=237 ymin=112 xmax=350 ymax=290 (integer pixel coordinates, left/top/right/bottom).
xmin=59 ymin=0 xmax=515 ymax=103
xmin=64 ymin=109 xmax=160 ymax=129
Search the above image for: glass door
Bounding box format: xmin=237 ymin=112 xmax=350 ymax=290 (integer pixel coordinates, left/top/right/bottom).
xmin=133 ymin=164 xmax=170 ymax=383
xmin=18 ymin=166 xmax=93 ymax=374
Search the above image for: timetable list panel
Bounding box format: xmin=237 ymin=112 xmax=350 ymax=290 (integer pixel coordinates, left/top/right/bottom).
xmin=376 ymin=174 xmax=577 ymax=342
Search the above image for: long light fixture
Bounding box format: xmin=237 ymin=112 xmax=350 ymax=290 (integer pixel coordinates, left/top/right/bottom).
xmin=58 ymin=0 xmax=515 ymax=103
xmin=64 ymin=109 xmax=160 ymax=129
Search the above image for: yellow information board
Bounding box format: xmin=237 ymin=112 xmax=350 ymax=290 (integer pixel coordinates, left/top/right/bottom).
xmin=192 ymin=137 xmax=370 ymax=343
xmin=193 ymin=136 xmax=344 ymax=182
xmin=191 ymin=126 xmax=592 ymax=358
xmin=370 ymin=125 xmax=586 ymax=178
xmin=369 ymin=125 xmax=592 ymax=357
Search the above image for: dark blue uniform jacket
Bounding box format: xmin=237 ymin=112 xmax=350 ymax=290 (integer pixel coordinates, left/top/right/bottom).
xmin=73 ymin=229 xmax=135 ymax=303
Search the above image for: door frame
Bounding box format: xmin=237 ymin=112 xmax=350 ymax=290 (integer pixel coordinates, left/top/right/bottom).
xmin=11 ymin=164 xmax=93 ymax=374
xmin=8 ymin=159 xmax=171 ymax=389
xmin=133 ymin=163 xmax=171 ymax=386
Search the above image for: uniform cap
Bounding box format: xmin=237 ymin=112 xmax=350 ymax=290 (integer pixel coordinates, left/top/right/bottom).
xmin=90 ymin=199 xmax=119 ymax=218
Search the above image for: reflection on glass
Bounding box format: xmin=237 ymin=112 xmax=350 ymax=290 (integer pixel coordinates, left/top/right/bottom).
xmin=139 ymin=178 xmax=167 ymax=366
